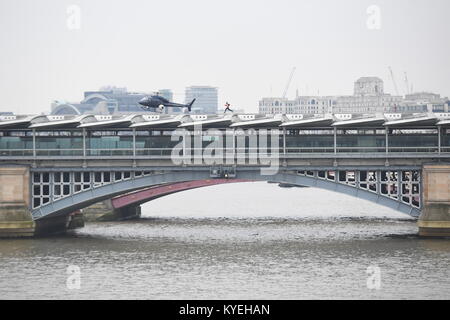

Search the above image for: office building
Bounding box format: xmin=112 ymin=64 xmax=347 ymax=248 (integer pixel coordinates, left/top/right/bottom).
xmin=185 ymin=86 xmax=218 ymax=114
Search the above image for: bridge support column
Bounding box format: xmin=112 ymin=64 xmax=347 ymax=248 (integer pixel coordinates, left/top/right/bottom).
xmin=67 ymin=210 xmax=85 ymax=230
xmin=82 ymin=200 xmax=141 ymax=222
xmin=0 ymin=166 xmax=35 ymax=238
xmin=418 ymin=164 xmax=450 ymax=237
xmin=0 ymin=166 xmax=85 ymax=238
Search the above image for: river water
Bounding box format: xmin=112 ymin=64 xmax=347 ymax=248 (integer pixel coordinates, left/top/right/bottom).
xmin=0 ymin=182 xmax=449 ymax=299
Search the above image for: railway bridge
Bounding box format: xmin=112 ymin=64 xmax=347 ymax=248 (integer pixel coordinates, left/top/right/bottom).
xmin=0 ymin=112 xmax=449 ymax=237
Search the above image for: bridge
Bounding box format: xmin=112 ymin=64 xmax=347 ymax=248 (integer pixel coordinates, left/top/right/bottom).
xmin=0 ymin=112 xmax=449 ymax=237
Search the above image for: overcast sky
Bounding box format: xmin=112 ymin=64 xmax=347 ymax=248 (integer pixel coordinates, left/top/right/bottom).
xmin=0 ymin=0 xmax=449 ymax=114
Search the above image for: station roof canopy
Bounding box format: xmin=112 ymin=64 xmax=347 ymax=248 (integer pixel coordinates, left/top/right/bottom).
xmin=178 ymin=116 xmax=233 ymax=128
xmin=0 ymin=115 xmax=45 ymax=128
xmin=1 ymin=112 xmax=450 ymax=130
xmin=230 ymin=115 xmax=283 ymax=128
xmin=383 ymin=115 xmax=438 ymax=127
xmin=437 ymin=119 xmax=450 ymax=127
xmin=77 ymin=115 xmax=138 ymax=128
xmin=130 ymin=115 xmax=186 ymax=128
xmin=29 ymin=115 xmax=96 ymax=129
xmin=332 ymin=116 xmax=386 ymax=127
xmin=279 ymin=116 xmax=334 ymax=128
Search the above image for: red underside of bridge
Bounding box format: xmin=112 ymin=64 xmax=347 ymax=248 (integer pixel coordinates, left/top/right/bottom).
xmin=111 ymin=179 xmax=252 ymax=209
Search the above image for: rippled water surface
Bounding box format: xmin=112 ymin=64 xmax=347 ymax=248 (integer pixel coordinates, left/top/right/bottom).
xmin=0 ymin=182 xmax=449 ymax=299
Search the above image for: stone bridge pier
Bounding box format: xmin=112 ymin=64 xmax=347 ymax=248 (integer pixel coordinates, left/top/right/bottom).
xmin=0 ymin=166 xmax=82 ymax=237
xmin=418 ymin=164 xmax=450 ymax=237
xmin=82 ymin=200 xmax=141 ymax=222
xmin=0 ymin=166 xmax=34 ymax=237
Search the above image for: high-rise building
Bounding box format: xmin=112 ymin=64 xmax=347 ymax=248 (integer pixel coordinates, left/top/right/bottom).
xmin=158 ymin=89 xmax=173 ymax=102
xmin=259 ymin=96 xmax=335 ymax=114
xmin=51 ymin=86 xmax=148 ymax=115
xmin=404 ymin=92 xmax=446 ymax=105
xmin=185 ymin=86 xmax=218 ymax=114
xmin=334 ymin=77 xmax=402 ymax=113
xmin=157 ymin=89 xmax=183 ymax=114
xmin=258 ymin=77 xmax=403 ymax=114
xmin=50 ymin=87 xmax=179 ymax=115
xmin=353 ymin=77 xmax=384 ymax=96
xmin=399 ymin=92 xmax=449 ymax=113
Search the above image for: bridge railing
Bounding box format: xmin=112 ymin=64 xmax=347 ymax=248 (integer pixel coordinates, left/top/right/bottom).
xmin=285 ymin=147 xmax=441 ymax=153
xmin=136 ymin=148 xmax=175 ymax=156
xmin=286 ymin=147 xmax=335 ymax=153
xmin=387 ymin=147 xmax=439 ymax=153
xmin=87 ymin=148 xmax=133 ymax=156
xmin=0 ymin=146 xmax=447 ymax=158
xmin=0 ymin=149 xmax=34 ymax=156
xmin=36 ymin=149 xmax=84 ymax=156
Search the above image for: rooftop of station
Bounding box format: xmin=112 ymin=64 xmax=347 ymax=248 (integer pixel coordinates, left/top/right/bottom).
xmin=1 ymin=112 xmax=450 ymax=130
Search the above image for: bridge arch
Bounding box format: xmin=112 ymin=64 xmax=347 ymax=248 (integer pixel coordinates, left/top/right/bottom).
xmin=31 ymin=170 xmax=421 ymax=220
xmin=110 ymin=179 xmax=252 ymax=209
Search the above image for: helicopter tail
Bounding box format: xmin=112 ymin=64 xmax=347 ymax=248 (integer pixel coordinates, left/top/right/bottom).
xmin=187 ymin=99 xmax=196 ymax=112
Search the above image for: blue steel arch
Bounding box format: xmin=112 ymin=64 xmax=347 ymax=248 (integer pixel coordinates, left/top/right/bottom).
xmin=31 ymin=170 xmax=421 ymax=220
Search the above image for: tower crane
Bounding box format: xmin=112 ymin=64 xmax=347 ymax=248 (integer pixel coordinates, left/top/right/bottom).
xmin=282 ymin=67 xmax=296 ymax=99
xmin=388 ymin=66 xmax=400 ymax=96
xmin=404 ymin=72 xmax=410 ymax=95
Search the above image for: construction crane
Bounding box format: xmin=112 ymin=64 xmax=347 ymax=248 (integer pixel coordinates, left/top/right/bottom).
xmin=404 ymin=72 xmax=410 ymax=95
xmin=282 ymin=67 xmax=296 ymax=99
xmin=388 ymin=66 xmax=400 ymax=96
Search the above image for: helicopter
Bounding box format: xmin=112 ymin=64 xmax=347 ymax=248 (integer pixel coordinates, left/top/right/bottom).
xmin=138 ymin=92 xmax=196 ymax=112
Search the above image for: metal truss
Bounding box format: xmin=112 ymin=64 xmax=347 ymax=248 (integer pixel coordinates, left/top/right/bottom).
xmin=31 ymin=170 xmax=156 ymax=210
xmin=296 ymin=169 xmax=421 ymax=210
xmin=30 ymin=167 xmax=422 ymax=220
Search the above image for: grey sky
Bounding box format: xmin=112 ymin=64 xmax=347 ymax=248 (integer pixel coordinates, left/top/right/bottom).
xmin=0 ymin=0 xmax=449 ymax=114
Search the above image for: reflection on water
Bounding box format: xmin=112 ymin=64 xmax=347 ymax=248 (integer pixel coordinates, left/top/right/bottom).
xmin=0 ymin=183 xmax=449 ymax=299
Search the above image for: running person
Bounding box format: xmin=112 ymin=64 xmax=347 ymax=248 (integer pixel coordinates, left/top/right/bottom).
xmin=224 ymin=102 xmax=233 ymax=113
